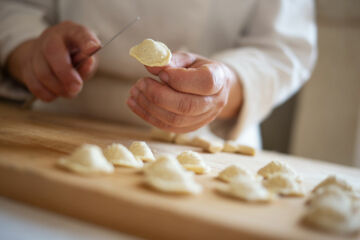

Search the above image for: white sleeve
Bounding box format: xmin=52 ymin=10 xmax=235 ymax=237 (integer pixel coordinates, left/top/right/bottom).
xmin=0 ymin=0 xmax=56 ymax=66
xmin=212 ymin=0 xmax=317 ymax=140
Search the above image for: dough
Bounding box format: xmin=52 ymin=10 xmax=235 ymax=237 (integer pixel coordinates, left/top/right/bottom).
xmin=217 ymin=165 xmax=255 ymax=182
xmin=262 ymin=173 xmax=304 ymax=197
xmin=150 ymin=128 xmax=176 ymax=142
xmin=220 ymin=176 xmax=272 ymax=202
xmin=302 ymin=185 xmax=360 ymax=234
xmin=192 ymin=136 xmax=223 ymax=153
xmin=257 ymin=160 xmax=300 ymax=181
xmin=312 ymin=175 xmax=354 ymax=194
xmin=129 ymin=38 xmax=172 ymax=66
xmin=129 ymin=141 xmax=155 ymax=162
xmin=103 ymin=143 xmax=143 ymax=168
xmin=176 ymin=150 xmax=210 ymax=174
xmin=174 ymin=133 xmax=193 ymax=145
xmin=222 ymin=141 xmax=255 ymax=156
xmin=57 ymin=144 xmax=114 ymax=174
xmin=144 ymin=155 xmax=202 ymax=194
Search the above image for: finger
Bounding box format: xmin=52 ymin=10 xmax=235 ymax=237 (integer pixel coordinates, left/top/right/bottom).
xmin=23 ymin=62 xmax=56 ymax=102
xmin=134 ymin=77 xmax=214 ymax=116
xmin=159 ymin=63 xmax=224 ymax=96
xmin=145 ymin=51 xmax=197 ymax=75
xmin=129 ymin=86 xmax=215 ymax=128
xmin=63 ymin=22 xmax=101 ymax=64
xmin=42 ymin=34 xmax=83 ymax=96
xmin=32 ymin=49 xmax=64 ymax=96
xmin=127 ymin=97 xmax=218 ymax=133
xmin=76 ymin=56 xmax=97 ymax=81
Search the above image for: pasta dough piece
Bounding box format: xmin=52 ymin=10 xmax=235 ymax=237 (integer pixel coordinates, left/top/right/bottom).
xmin=192 ymin=136 xmax=223 ymax=153
xmin=217 ymin=165 xmax=255 ymax=182
xmin=220 ymin=176 xmax=272 ymax=203
xmin=174 ymin=133 xmax=193 ymax=145
xmin=144 ymin=155 xmax=202 ymax=194
xmin=302 ymin=186 xmax=360 ymax=234
xmin=222 ymin=141 xmax=255 ymax=156
xmin=312 ymin=175 xmax=354 ymax=194
xmin=263 ymin=173 xmax=304 ymax=197
xmin=129 ymin=38 xmax=171 ymax=66
xmin=103 ymin=143 xmax=143 ymax=168
xmin=150 ymin=128 xmax=176 ymax=142
xmin=57 ymin=144 xmax=114 ymax=174
xmin=129 ymin=141 xmax=155 ymax=162
xmin=257 ymin=160 xmax=300 ymax=181
xmin=176 ymin=151 xmax=210 ymax=174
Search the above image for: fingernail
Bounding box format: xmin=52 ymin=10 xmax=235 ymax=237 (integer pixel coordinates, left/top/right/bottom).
xmin=159 ymin=71 xmax=169 ymax=83
xmin=130 ymin=87 xmax=139 ymax=98
xmin=85 ymin=41 xmax=99 ymax=51
xmin=68 ymin=82 xmax=81 ymax=94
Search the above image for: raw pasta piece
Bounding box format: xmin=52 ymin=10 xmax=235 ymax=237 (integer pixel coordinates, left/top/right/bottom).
xmin=302 ymin=186 xmax=360 ymax=234
xmin=257 ymin=160 xmax=300 ymax=181
xmin=129 ymin=141 xmax=155 ymax=162
xmin=176 ymin=150 xmax=210 ymax=174
xmin=57 ymin=144 xmax=114 ymax=174
xmin=223 ymin=141 xmax=256 ymax=156
xmin=217 ymin=165 xmax=255 ymax=182
xmin=144 ymin=155 xmax=202 ymax=194
xmin=150 ymin=128 xmax=176 ymax=142
xmin=222 ymin=141 xmax=238 ymax=153
xmin=312 ymin=175 xmax=354 ymax=194
xmin=192 ymin=136 xmax=223 ymax=153
xmin=263 ymin=173 xmax=304 ymax=197
xmin=103 ymin=143 xmax=143 ymax=168
xmin=237 ymin=145 xmax=256 ymax=156
xmin=220 ymin=176 xmax=272 ymax=203
xmin=129 ymin=38 xmax=171 ymax=66
xmin=174 ymin=133 xmax=193 ymax=145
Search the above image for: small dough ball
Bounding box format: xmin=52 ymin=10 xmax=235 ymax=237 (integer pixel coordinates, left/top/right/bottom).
xmin=177 ymin=150 xmax=210 ymax=174
xmin=263 ymin=173 xmax=304 ymax=197
xmin=217 ymin=165 xmax=255 ymax=182
xmin=150 ymin=128 xmax=176 ymax=142
xmin=257 ymin=160 xmax=300 ymax=181
xmin=302 ymin=186 xmax=360 ymax=234
xmin=220 ymin=176 xmax=272 ymax=203
xmin=237 ymin=145 xmax=256 ymax=156
xmin=192 ymin=136 xmax=223 ymax=153
xmin=103 ymin=143 xmax=143 ymax=168
xmin=129 ymin=141 xmax=155 ymax=162
xmin=312 ymin=175 xmax=354 ymax=194
xmin=129 ymin=38 xmax=171 ymax=66
xmin=57 ymin=144 xmax=114 ymax=174
xmin=144 ymin=154 xmax=202 ymax=194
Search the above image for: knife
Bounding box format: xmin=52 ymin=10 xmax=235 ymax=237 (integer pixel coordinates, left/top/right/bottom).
xmin=22 ymin=16 xmax=140 ymax=109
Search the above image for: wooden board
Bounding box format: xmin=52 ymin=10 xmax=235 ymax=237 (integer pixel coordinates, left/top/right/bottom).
xmin=0 ymin=103 xmax=359 ymax=240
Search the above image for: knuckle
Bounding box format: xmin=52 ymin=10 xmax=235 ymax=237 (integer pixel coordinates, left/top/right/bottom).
xmin=167 ymin=112 xmax=183 ymax=127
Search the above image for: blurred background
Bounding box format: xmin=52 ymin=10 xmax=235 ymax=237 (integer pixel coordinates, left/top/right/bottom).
xmin=261 ymin=0 xmax=360 ymax=167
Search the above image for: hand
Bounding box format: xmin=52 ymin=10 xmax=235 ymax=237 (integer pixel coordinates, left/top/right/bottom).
xmin=6 ymin=21 xmax=101 ymax=102
xmin=127 ymin=51 xmax=243 ymax=133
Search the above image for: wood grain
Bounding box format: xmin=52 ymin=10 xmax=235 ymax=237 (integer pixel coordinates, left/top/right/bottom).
xmin=0 ymin=103 xmax=359 ymax=240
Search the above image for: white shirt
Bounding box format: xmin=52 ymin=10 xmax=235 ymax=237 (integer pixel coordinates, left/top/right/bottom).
xmin=0 ymin=0 xmax=317 ymax=148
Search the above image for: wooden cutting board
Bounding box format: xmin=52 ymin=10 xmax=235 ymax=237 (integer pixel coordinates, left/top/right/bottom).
xmin=0 ymin=103 xmax=359 ymax=240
